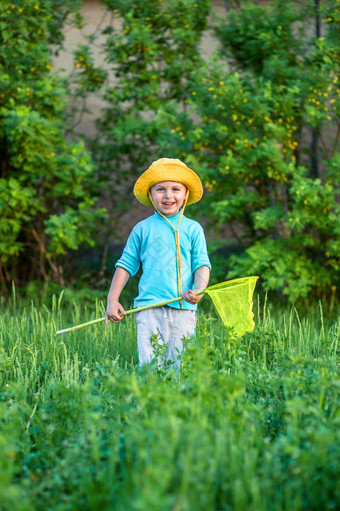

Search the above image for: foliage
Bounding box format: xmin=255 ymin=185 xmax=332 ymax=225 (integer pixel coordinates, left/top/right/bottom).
xmin=0 ymin=0 xmax=106 ymax=291
xmin=157 ymin=0 xmax=340 ymax=302
xmin=1 ymin=0 xmax=339 ymax=303
xmin=0 ymin=296 xmax=339 ymax=509
xmin=91 ymin=0 xmax=211 ymax=230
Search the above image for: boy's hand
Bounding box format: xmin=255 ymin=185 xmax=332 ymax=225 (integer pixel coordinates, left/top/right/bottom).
xmin=181 ymin=289 xmax=204 ymax=304
xmin=105 ymin=301 xmax=126 ymax=324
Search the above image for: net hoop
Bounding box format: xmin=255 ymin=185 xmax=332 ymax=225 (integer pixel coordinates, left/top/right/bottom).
xmin=205 ymin=276 xmax=259 ymax=293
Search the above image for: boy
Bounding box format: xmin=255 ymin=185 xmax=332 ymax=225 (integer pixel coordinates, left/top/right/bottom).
xmin=105 ymin=158 xmax=211 ymax=370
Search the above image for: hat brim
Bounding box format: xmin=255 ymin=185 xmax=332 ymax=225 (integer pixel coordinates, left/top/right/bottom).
xmin=134 ymin=162 xmax=203 ymax=207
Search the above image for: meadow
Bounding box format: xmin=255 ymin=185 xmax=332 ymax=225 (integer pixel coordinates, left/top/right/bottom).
xmin=0 ymin=290 xmax=339 ymax=511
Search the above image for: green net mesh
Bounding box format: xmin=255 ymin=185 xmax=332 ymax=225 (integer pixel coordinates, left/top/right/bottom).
xmin=205 ymin=276 xmax=259 ymax=337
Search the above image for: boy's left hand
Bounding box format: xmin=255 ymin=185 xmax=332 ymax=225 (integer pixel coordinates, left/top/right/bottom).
xmin=181 ymin=289 xmax=204 ymax=304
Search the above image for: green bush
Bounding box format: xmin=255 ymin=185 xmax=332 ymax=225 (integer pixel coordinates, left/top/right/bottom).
xmin=157 ymin=0 xmax=340 ymax=302
xmin=92 ymin=0 xmax=211 ymax=228
xmin=1 ymin=0 xmax=339 ymax=303
xmin=0 ymin=0 xmax=106 ymax=291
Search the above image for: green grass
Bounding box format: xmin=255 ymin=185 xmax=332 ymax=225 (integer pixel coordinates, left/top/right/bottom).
xmin=0 ymin=293 xmax=339 ymax=511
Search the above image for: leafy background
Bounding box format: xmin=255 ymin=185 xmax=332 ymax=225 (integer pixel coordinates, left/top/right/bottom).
xmin=0 ymin=0 xmax=339 ymax=304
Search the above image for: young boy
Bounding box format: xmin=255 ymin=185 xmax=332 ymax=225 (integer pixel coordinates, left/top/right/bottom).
xmin=105 ymin=158 xmax=211 ymax=370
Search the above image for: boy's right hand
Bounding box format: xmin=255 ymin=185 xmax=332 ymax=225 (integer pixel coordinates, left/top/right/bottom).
xmin=105 ymin=301 xmax=126 ymax=324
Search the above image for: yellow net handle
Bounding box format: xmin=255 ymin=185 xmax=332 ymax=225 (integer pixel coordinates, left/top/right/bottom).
xmin=56 ymin=294 xmax=199 ymax=334
xmin=56 ymin=277 xmax=259 ymax=334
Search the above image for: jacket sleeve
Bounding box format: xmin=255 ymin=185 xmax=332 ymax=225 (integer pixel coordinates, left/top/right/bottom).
xmin=115 ymin=226 xmax=141 ymax=277
xmin=191 ymin=224 xmax=211 ymax=274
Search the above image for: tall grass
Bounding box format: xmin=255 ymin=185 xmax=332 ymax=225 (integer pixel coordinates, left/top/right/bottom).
xmin=0 ymin=292 xmax=339 ymax=511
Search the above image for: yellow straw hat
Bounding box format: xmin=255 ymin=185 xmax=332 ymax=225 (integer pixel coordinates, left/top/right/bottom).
xmin=133 ymin=158 xmax=203 ymax=207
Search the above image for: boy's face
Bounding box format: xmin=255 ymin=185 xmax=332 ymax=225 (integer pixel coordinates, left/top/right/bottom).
xmin=150 ymin=181 xmax=187 ymax=216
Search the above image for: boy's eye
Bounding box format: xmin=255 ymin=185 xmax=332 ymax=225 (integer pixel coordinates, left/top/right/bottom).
xmin=154 ymin=186 xmax=183 ymax=192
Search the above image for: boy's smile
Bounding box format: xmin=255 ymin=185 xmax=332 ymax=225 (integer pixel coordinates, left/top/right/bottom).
xmin=150 ymin=181 xmax=187 ymax=216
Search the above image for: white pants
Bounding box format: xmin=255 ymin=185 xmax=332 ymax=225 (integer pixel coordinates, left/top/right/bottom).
xmin=136 ymin=307 xmax=196 ymax=371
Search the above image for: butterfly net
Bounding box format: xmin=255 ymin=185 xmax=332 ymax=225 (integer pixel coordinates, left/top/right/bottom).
xmin=205 ymin=276 xmax=259 ymax=337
